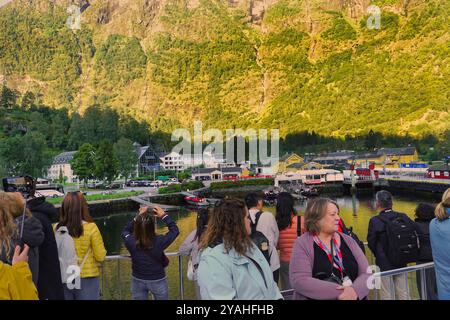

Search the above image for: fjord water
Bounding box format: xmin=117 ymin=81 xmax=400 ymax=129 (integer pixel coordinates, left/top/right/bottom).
xmin=96 ymin=194 xmax=439 ymax=299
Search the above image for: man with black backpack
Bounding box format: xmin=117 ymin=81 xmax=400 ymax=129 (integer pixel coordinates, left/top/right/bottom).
xmin=245 ymin=193 xmax=280 ymax=283
xmin=368 ymin=190 xmax=420 ymax=300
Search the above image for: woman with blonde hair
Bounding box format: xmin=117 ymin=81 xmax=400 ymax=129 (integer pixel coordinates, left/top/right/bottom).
xmin=0 ymin=192 xmax=44 ymax=285
xmin=430 ymin=188 xmax=450 ymax=300
xmin=0 ymin=193 xmax=38 ymax=299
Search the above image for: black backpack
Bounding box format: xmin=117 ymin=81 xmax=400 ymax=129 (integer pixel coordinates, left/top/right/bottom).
xmin=340 ymin=219 xmax=365 ymax=254
xmin=378 ymin=213 xmax=420 ymax=267
xmin=250 ymin=211 xmax=271 ymax=265
xmin=346 ymin=227 xmax=366 ymax=255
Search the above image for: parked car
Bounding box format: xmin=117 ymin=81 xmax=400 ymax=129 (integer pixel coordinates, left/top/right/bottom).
xmin=105 ymin=183 xmax=121 ymax=189
xmin=35 ymin=189 xmax=65 ymax=198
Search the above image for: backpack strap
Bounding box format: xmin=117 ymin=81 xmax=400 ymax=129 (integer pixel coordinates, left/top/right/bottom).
xmin=254 ymin=211 xmax=263 ymax=226
xmin=251 ymin=211 xmax=263 ymax=233
xmin=297 ymin=215 xmax=302 ymax=237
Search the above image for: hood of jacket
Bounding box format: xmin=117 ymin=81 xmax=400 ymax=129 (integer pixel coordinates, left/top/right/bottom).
xmin=27 ymin=197 xmax=58 ymax=222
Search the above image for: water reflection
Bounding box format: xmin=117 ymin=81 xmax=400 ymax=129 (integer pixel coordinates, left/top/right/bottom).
xmin=95 ymin=193 xmax=439 ymax=300
xmin=95 ymin=194 xmax=439 ymax=256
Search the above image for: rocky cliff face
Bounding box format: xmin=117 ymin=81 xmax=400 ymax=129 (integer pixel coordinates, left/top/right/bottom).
xmin=1 ymin=0 xmax=448 ymax=138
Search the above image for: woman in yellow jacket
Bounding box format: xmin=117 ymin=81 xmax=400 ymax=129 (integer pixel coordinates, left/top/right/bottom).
xmin=0 ymin=194 xmax=38 ymax=300
xmin=0 ymin=245 xmax=39 ymax=300
xmin=55 ymin=191 xmax=106 ymax=300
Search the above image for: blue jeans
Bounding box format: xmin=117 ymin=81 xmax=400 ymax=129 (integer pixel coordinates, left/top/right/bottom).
xmin=63 ymin=277 xmax=100 ymax=300
xmin=131 ymin=276 xmax=169 ymax=300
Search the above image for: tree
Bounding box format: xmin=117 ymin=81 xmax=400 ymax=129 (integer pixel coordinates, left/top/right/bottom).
xmin=20 ymin=91 xmax=36 ymax=110
xmin=0 ymin=132 xmax=52 ymax=177
xmin=0 ymin=85 xmax=18 ymax=109
xmin=113 ymin=138 xmax=138 ymax=184
xmin=365 ymin=130 xmax=381 ymax=150
xmin=50 ymin=111 xmax=70 ymax=149
xmin=94 ymin=140 xmax=119 ymax=183
xmin=71 ymin=143 xmax=96 ymax=186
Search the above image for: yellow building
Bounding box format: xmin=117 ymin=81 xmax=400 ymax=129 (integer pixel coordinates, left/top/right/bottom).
xmin=274 ymin=153 xmax=304 ymax=173
xmin=349 ymin=147 xmax=419 ymax=169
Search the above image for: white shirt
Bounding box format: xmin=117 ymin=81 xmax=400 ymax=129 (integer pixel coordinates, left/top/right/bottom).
xmin=249 ymin=207 xmax=280 ymax=272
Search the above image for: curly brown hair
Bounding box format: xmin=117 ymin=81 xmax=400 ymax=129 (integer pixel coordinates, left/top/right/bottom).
xmin=200 ymin=198 xmax=253 ymax=256
xmin=0 ymin=192 xmax=19 ymax=257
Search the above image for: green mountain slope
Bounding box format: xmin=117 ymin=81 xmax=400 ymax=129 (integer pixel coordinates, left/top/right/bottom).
xmin=0 ymin=0 xmax=448 ymax=139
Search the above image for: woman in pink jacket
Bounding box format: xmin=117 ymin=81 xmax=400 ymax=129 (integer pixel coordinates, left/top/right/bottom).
xmin=289 ymin=197 xmax=370 ymax=300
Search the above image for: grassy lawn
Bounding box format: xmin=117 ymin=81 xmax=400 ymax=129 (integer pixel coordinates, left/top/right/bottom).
xmin=47 ymin=191 xmax=145 ymax=205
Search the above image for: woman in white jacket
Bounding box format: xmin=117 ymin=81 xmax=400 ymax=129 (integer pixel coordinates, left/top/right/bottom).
xmin=179 ymin=209 xmax=209 ymax=299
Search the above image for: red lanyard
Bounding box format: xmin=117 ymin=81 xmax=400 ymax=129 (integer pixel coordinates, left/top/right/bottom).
xmin=313 ymin=234 xmax=344 ymax=276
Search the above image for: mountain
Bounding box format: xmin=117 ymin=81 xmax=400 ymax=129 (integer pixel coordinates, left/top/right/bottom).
xmin=0 ymin=0 xmax=448 ymax=139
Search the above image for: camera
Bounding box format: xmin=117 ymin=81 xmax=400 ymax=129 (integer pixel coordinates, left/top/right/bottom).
xmin=2 ymin=176 xmax=36 ymax=199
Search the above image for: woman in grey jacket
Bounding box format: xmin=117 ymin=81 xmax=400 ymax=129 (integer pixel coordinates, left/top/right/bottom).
xmin=289 ymin=197 xmax=370 ymax=300
xmin=179 ymin=209 xmax=209 ymax=299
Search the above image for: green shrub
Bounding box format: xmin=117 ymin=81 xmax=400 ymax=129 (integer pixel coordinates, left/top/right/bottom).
xmin=210 ymin=178 xmax=274 ymax=190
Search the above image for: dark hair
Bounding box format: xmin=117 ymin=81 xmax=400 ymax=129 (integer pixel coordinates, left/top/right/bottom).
xmin=193 ymin=208 xmax=209 ymax=242
xmin=415 ymin=203 xmax=436 ymax=221
xmin=376 ymin=190 xmax=393 ymax=209
xmin=200 ymin=198 xmax=252 ymax=255
xmin=276 ymin=192 xmax=296 ymax=231
xmin=57 ymin=191 xmax=94 ymax=238
xmin=134 ymin=212 xmax=156 ymax=249
xmin=244 ymin=193 xmax=263 ymax=209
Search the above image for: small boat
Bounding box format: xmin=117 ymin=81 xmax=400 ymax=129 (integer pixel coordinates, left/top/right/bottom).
xmin=184 ymin=196 xmax=209 ymax=206
xmin=300 ymin=187 xmax=319 ymax=197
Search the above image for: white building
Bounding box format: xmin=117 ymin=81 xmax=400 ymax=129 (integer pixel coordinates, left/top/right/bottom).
xmin=191 ymin=167 xmax=243 ymax=181
xmin=159 ymin=151 xmax=186 ymax=171
xmin=275 ymin=169 xmax=343 ymax=187
xmin=47 ymin=151 xmax=78 ymax=183
xmin=159 ymin=150 xmax=236 ymax=170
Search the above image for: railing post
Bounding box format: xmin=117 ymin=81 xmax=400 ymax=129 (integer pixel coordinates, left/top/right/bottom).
xmin=118 ymin=259 xmax=122 ymax=300
xmin=101 ymin=263 xmax=105 ymax=300
xmin=420 ymin=268 xmax=428 ymax=300
xmin=389 ymin=275 xmax=395 ymax=300
xmin=405 ymin=273 xmax=411 ymax=300
xmin=178 ymin=255 xmax=184 ymax=300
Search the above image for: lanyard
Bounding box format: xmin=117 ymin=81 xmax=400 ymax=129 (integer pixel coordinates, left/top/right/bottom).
xmin=313 ymin=234 xmax=345 ymax=277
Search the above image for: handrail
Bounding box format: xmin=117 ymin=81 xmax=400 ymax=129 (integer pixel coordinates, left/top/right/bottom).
xmin=102 ymin=249 xmax=436 ymax=300
xmin=374 ymin=262 xmax=434 ymax=278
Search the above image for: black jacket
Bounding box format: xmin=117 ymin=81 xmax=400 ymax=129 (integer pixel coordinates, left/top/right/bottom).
xmin=27 ymin=197 xmax=65 ymax=300
xmin=1 ymin=215 xmax=44 ymax=285
xmin=414 ymin=218 xmax=433 ymax=262
xmin=367 ymin=209 xmax=416 ymax=271
xmin=122 ymin=214 xmax=179 ymax=281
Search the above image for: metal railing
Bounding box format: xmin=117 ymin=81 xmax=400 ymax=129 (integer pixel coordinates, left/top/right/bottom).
xmin=100 ymin=249 xmax=436 ymax=300
xmin=100 ymin=252 xmax=185 ymax=300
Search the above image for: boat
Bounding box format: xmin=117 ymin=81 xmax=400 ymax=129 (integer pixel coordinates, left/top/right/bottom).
xmin=263 ymin=186 xmax=284 ymax=204
xmin=300 ymin=186 xmax=319 ymax=197
xmin=184 ymin=196 xmax=209 ymax=206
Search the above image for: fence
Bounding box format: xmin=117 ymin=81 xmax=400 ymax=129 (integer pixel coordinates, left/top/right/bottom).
xmin=99 ymin=248 xmax=436 ymax=300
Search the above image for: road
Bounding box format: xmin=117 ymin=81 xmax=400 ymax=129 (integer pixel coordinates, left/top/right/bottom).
xmin=64 ymin=185 xmax=159 ymax=196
